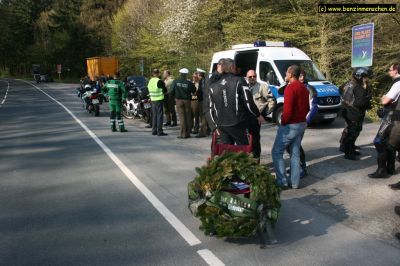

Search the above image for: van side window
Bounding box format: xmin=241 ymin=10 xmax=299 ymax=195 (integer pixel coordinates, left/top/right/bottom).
xmin=259 ymin=61 xmax=279 ymax=85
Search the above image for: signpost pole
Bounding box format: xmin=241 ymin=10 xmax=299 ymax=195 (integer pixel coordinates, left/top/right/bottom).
xmin=57 ymin=64 xmax=62 ymax=81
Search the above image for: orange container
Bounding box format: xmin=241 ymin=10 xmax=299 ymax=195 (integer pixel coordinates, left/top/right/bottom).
xmin=86 ymin=57 xmax=119 ymax=81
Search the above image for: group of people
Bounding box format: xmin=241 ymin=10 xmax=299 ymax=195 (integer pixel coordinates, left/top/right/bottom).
xmin=337 ymin=62 xmax=400 ymax=241
xmin=97 ymin=61 xmax=400 ymax=242
xmin=144 ymin=68 xmax=210 ymax=138
xmin=204 ymin=59 xmax=317 ymax=189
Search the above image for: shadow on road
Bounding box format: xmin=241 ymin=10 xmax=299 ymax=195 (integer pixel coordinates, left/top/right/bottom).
xmin=224 ymin=190 xmax=348 ymax=247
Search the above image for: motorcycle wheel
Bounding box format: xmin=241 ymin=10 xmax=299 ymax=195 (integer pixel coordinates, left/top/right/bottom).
xmin=143 ymin=109 xmax=151 ymax=124
xmin=94 ymin=104 xmax=100 ymax=117
xmin=122 ymin=104 xmax=135 ymax=119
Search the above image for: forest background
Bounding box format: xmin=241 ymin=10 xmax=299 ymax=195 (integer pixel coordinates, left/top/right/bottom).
xmin=0 ymin=0 xmax=399 ymax=97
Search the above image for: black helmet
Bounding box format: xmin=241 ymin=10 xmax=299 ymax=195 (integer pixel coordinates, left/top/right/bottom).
xmin=352 ymin=67 xmax=372 ymax=81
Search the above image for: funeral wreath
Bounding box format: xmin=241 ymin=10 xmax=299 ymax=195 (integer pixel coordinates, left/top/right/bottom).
xmin=188 ymin=151 xmax=281 ymax=237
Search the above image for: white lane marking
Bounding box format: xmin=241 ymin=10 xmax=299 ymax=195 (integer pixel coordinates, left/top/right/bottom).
xmin=20 ymin=80 xmax=202 ymax=247
xmin=197 ymin=249 xmax=225 ymax=266
xmin=0 ymin=81 xmax=10 ymax=105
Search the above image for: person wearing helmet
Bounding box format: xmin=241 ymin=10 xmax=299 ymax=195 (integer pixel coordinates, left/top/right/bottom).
xmin=369 ymin=63 xmax=400 ymax=179
xmin=340 ymin=67 xmax=372 ymax=160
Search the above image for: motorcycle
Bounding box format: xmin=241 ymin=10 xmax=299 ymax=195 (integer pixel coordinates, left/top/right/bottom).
xmin=122 ymin=78 xmax=151 ymax=123
xmin=34 ymin=74 xmax=41 ymax=83
xmin=77 ymin=83 xmax=101 ymax=116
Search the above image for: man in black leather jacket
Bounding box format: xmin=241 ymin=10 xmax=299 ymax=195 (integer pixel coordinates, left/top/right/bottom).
xmin=340 ymin=67 xmax=372 ymax=160
xmin=370 ymin=63 xmax=400 ymax=178
xmin=207 ymin=58 xmax=264 ymax=145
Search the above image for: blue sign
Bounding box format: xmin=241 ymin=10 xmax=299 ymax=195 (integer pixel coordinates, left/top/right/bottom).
xmin=352 ymin=23 xmax=374 ymax=67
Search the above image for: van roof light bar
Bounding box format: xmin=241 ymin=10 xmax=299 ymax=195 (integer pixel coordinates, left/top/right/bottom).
xmin=254 ymin=41 xmax=290 ymax=47
xmin=231 ymin=41 xmax=292 ymax=50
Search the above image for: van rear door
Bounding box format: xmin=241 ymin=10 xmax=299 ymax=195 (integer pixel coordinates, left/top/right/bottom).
xmin=234 ymin=50 xmax=258 ymax=76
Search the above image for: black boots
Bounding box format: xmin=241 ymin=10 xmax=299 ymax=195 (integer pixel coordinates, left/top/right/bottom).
xmin=368 ymin=168 xmax=390 ymax=178
xmin=389 ymin=181 xmax=400 ymax=190
xmin=111 ymin=120 xmax=117 ymax=132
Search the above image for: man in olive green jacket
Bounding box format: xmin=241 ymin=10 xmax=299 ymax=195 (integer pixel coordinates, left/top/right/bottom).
xmin=171 ymin=68 xmax=196 ymax=138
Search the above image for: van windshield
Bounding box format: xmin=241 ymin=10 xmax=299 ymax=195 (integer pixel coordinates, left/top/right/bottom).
xmin=274 ymin=60 xmax=326 ymax=81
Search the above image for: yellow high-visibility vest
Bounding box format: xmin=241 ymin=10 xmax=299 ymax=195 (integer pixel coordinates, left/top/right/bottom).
xmin=148 ymin=77 xmax=164 ymax=101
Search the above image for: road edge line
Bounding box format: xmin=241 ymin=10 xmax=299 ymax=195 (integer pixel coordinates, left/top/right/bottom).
xmin=20 ymin=80 xmax=202 ymax=247
xmin=197 ymin=249 xmax=225 ymax=266
xmin=0 ymin=80 xmax=10 ymax=106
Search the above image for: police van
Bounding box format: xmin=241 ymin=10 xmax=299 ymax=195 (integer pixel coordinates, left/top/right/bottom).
xmin=209 ymin=41 xmax=341 ymax=124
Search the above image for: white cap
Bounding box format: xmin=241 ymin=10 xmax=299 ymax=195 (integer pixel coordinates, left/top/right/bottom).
xmin=196 ymin=68 xmax=206 ymax=73
xmin=179 ymin=68 xmax=189 ymax=74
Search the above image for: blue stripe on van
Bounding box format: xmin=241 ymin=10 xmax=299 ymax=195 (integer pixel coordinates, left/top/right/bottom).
xmin=269 ymin=84 xmax=340 ymax=100
xmin=312 ymin=84 xmax=340 ymax=97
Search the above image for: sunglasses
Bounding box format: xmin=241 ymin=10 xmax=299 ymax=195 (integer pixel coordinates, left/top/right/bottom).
xmin=247 ymin=76 xmax=256 ymax=78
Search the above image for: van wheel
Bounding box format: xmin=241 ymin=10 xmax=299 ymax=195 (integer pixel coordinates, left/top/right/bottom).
xmin=273 ymin=105 xmax=283 ymax=125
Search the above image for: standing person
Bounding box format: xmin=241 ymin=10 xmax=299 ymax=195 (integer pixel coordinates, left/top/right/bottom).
xmin=369 ymin=63 xmax=400 ymax=178
xmin=340 ymin=67 xmax=372 ymax=160
xmin=102 ymin=73 xmax=128 ymax=132
xmin=272 ymin=65 xmax=310 ymax=189
xmin=196 ymin=68 xmax=209 ymax=138
xmin=285 ymin=69 xmax=319 ymax=177
xmin=148 ymin=69 xmax=168 ymax=136
xmin=246 ymin=69 xmax=269 ymax=160
xmin=171 ymin=68 xmax=196 ymax=139
xmin=191 ymin=72 xmax=200 ymax=134
xmin=208 ymin=59 xmax=263 ymax=145
xmin=163 ymin=70 xmax=177 ymax=127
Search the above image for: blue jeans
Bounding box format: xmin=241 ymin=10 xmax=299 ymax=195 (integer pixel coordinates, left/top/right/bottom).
xmin=272 ymin=123 xmax=307 ymax=188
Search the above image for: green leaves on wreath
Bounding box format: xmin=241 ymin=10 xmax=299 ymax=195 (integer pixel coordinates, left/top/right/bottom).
xmin=190 ymin=151 xmax=282 ymax=237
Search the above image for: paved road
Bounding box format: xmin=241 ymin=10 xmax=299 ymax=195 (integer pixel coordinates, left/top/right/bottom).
xmin=1 ymin=79 xmax=399 ymax=265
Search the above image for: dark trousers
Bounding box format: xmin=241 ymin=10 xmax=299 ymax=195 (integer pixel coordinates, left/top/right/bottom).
xmin=218 ymin=122 xmax=249 ymax=145
xmin=378 ymin=121 xmax=400 ymax=172
xmin=176 ymin=99 xmax=192 ymax=138
xmin=247 ymin=116 xmax=261 ymax=158
xmin=198 ymin=102 xmax=208 ymax=136
xmin=340 ymin=109 xmax=364 ymax=152
xmin=374 ymin=138 xmax=396 ymax=173
xmin=164 ymin=94 xmax=177 ymax=124
xmin=343 ymin=119 xmax=363 ymax=156
xmin=374 ymin=117 xmax=392 ymax=172
xmin=191 ymin=100 xmax=200 ymax=132
xmin=152 ymin=100 xmax=164 ymax=135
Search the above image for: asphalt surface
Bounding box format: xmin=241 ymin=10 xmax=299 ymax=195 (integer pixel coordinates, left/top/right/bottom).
xmin=1 ymin=79 xmax=400 ymax=266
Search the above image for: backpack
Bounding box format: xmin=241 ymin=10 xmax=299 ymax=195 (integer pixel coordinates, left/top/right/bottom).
xmin=341 ymin=81 xmax=355 ymax=107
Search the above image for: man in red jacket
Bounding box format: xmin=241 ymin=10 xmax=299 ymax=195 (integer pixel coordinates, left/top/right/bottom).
xmin=272 ymin=65 xmax=310 ymax=189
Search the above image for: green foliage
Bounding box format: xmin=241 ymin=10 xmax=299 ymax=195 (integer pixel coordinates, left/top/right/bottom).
xmin=0 ymin=0 xmax=124 ymax=77
xmin=189 ymin=152 xmax=281 ymax=237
